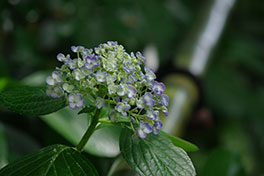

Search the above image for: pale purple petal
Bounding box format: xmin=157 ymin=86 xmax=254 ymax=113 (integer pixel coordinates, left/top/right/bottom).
xmin=136 ymin=51 xmax=146 ymax=62
xmin=144 ymin=92 xmax=155 ymax=107
xmin=146 ymin=109 xmax=159 ymax=121
xmin=151 ymin=81 xmax=165 ymax=95
xmin=127 ymin=85 xmax=137 ymax=98
xmin=68 ymin=93 xmax=84 ymax=109
xmin=153 ymin=120 xmax=163 ymax=135
xmin=161 ymin=94 xmax=169 ymax=107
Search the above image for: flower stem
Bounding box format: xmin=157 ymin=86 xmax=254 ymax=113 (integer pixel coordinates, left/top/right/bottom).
xmin=76 ymin=108 xmax=101 ymax=152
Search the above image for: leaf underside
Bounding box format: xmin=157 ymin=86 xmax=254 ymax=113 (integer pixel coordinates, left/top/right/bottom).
xmin=0 ymin=86 xmax=66 ymax=116
xmin=120 ymin=128 xmax=196 ymax=176
xmin=0 ymin=144 xmax=99 ymax=176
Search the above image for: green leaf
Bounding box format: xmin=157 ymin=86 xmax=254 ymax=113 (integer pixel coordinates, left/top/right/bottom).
xmin=0 ymin=86 xmax=66 ymax=115
xmin=41 ymin=107 xmax=121 ymax=157
xmin=0 ymin=144 xmax=99 ymax=176
xmin=120 ymin=128 xmax=196 ymax=176
xmin=160 ymin=131 xmax=199 ymax=152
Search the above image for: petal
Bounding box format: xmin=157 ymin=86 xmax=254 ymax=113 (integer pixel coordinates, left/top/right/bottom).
xmin=57 ymin=53 xmax=65 ymax=62
xmin=138 ymin=129 xmax=147 ymax=138
xmin=161 ymin=94 xmax=169 ymax=107
xmin=46 ymin=76 xmax=55 ymax=86
xmin=144 ymin=92 xmax=155 ymax=107
xmin=127 ymin=85 xmax=137 ymax=98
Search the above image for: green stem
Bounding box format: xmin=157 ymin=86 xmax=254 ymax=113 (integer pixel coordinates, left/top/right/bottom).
xmin=76 ymin=108 xmax=101 ymax=152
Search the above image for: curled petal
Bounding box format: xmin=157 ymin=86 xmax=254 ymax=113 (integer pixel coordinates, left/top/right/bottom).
xmin=57 ymin=53 xmax=66 ymax=62
xmin=136 ymin=51 xmax=146 ymax=62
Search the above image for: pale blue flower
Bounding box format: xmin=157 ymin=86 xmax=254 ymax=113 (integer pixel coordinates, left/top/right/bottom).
xmin=71 ymin=46 xmax=84 ymax=53
xmin=153 ymin=120 xmax=163 ymax=135
xmin=85 ymin=55 xmax=100 ymax=69
xmin=127 ymin=85 xmax=137 ymax=98
xmin=68 ymin=93 xmax=84 ymax=109
xmin=57 ymin=53 xmax=66 ymax=62
xmin=106 ymin=74 xmax=117 ymax=85
xmin=138 ymin=121 xmax=152 ymax=138
xmin=161 ymin=94 xmax=169 ymax=107
xmin=80 ymin=67 xmax=93 ymax=76
xmin=115 ymin=102 xmax=130 ymax=116
xmin=108 ymin=83 xmax=117 ymax=95
xmin=146 ymin=109 xmax=159 ymax=121
xmin=144 ymin=67 xmax=156 ymax=81
xmin=116 ymin=84 xmax=127 ymax=96
xmin=151 ymin=81 xmax=165 ymax=95
xmin=95 ymin=70 xmax=107 ymax=83
xmin=62 ymin=83 xmax=74 ymax=93
xmin=72 ymin=69 xmax=86 ymax=81
xmin=144 ymin=92 xmax=155 ymax=107
xmin=46 ymin=76 xmax=56 ymax=86
xmin=46 ymin=71 xmax=62 ymax=86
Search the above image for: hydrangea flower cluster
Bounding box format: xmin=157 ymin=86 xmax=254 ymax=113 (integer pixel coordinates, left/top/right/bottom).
xmin=46 ymin=41 xmax=169 ymax=138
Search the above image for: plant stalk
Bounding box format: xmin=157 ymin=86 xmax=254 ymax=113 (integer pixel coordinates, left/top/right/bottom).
xmin=76 ymin=108 xmax=101 ymax=152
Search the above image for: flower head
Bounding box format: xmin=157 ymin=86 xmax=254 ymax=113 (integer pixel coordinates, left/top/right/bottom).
xmin=46 ymin=41 xmax=169 ymax=138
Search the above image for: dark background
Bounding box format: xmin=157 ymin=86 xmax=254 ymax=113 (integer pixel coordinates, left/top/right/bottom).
xmin=0 ymin=0 xmax=264 ymax=175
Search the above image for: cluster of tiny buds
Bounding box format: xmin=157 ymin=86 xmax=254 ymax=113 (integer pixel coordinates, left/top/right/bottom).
xmin=46 ymin=41 xmax=169 ymax=138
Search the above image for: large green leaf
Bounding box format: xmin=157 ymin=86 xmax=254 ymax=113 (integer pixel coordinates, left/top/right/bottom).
xmin=0 ymin=86 xmax=66 ymax=115
xmin=120 ymin=128 xmax=196 ymax=176
xmin=160 ymin=131 xmax=199 ymax=152
xmin=41 ymin=107 xmax=121 ymax=157
xmin=0 ymin=144 xmax=99 ymax=176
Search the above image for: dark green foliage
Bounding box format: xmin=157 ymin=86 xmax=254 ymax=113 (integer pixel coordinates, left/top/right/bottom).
xmin=120 ymin=128 xmax=196 ymax=176
xmin=160 ymin=131 xmax=199 ymax=152
xmin=0 ymin=86 xmax=66 ymax=116
xmin=201 ymin=148 xmax=245 ymax=176
xmin=0 ymin=144 xmax=99 ymax=176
